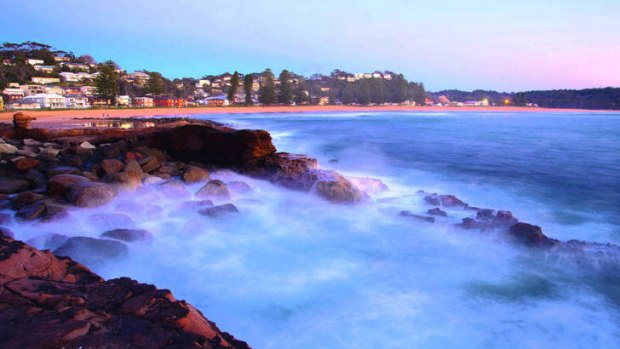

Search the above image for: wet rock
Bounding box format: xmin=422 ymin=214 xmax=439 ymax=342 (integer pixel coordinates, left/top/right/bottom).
xmin=182 ymin=165 xmax=210 ymax=183
xmin=48 ymin=174 xmax=115 ymax=207
xmin=0 ymin=143 xmax=18 ymax=154
xmin=507 ymin=223 xmax=559 ymax=247
xmin=158 ymin=179 xmax=189 ymax=197
xmin=15 ymin=156 xmax=39 ymax=171
xmin=11 ymin=191 xmax=46 ymax=210
xmin=81 ymin=171 xmax=99 ymax=181
xmin=263 ymin=153 xmax=318 ymax=190
xmin=199 ymin=203 xmax=240 ymax=217
xmin=143 ymin=175 xmax=164 ymax=185
xmin=139 ymin=156 xmax=161 ymax=173
xmin=0 ymin=178 xmax=30 ymax=194
xmin=123 ymin=160 xmax=144 ymax=186
xmin=0 ymin=213 xmax=12 ymax=225
xmin=349 ymin=177 xmax=389 ymax=195
xmin=79 ymin=141 xmax=96 ymax=149
xmin=16 ymin=202 xmax=48 ymax=220
xmin=314 ymin=171 xmax=362 ymax=204
xmin=40 ymin=205 xmax=69 ymax=222
xmin=179 ymin=199 xmax=214 ymax=209
xmin=228 ymin=180 xmax=253 ymax=194
xmin=101 ymin=229 xmax=153 ymax=242
xmin=48 ymin=165 xmax=81 ymax=177
xmin=0 ymin=227 xmax=15 ymax=238
xmin=101 ymin=158 xmax=124 ymax=174
xmin=48 ymin=174 xmax=90 ymax=197
xmin=427 ymin=207 xmax=448 ymax=217
xmin=25 ymin=168 xmax=46 ymax=185
xmin=26 ymin=233 xmax=69 ymax=250
xmin=86 ymin=213 xmax=135 ymax=230
xmin=54 ymin=236 xmax=129 ymax=265
xmin=38 ymin=147 xmax=60 ymax=156
xmin=424 ymin=193 xmax=467 ymax=208
xmin=196 ymin=179 xmax=231 ymax=199
xmin=400 ymin=210 xmax=436 ymax=223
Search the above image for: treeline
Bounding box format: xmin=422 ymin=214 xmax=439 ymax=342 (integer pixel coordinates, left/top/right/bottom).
xmin=431 ymin=88 xmax=620 ymax=110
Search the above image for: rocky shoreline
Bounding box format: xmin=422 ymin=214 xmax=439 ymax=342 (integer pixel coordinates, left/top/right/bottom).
xmin=0 ymin=114 xmax=617 ymax=348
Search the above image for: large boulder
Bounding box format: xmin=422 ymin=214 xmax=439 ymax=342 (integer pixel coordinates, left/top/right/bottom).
xmin=183 ymin=165 xmax=210 ymax=183
xmin=507 ymin=223 xmax=559 ymax=247
xmin=313 ymin=171 xmax=362 ymax=204
xmin=48 ymin=174 xmax=115 ymax=207
xmin=54 ymin=236 xmax=129 ymax=265
xmin=199 ymin=203 xmax=240 ymax=217
xmin=0 ymin=178 xmax=30 ymax=194
xmin=196 ymin=180 xmax=231 ymax=199
xmin=101 ymin=228 xmax=153 ymax=242
xmin=101 ymin=158 xmax=124 ymax=174
xmin=14 ymin=156 xmax=39 ymax=171
xmin=0 ymin=233 xmax=250 ymax=349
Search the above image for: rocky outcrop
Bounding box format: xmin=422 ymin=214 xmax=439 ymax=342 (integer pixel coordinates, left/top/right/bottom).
xmin=0 ymin=231 xmax=250 ymax=349
xmin=508 ymin=223 xmax=559 ymax=247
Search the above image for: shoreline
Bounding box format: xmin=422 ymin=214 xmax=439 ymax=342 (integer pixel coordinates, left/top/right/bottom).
xmin=0 ymin=105 xmax=613 ymax=125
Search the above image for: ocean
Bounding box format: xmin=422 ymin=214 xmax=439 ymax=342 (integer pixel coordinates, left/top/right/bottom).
xmin=8 ymin=111 xmax=620 ymax=348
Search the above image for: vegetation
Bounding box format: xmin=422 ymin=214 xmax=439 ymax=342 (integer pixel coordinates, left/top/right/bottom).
xmin=227 ymin=71 xmax=240 ymax=102
xmin=243 ymin=74 xmax=253 ymax=105
xmin=278 ymin=70 xmax=292 ymax=105
xmin=258 ymin=69 xmax=276 ymax=105
xmin=94 ymin=60 xmax=119 ymax=104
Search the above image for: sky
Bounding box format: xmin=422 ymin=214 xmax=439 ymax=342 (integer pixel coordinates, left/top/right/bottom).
xmin=2 ymin=0 xmax=619 ymax=91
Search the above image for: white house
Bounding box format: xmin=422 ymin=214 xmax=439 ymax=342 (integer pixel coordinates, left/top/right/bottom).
xmin=62 ymin=62 xmax=89 ymax=71
xmin=33 ymin=65 xmax=56 ymax=73
xmin=115 ymin=95 xmax=131 ymax=106
xmin=80 ymin=86 xmax=97 ymax=96
xmin=133 ymin=97 xmax=154 ymax=108
xmin=26 ymin=59 xmax=44 ymax=66
xmin=64 ymin=95 xmax=90 ymax=109
xmin=6 ymin=100 xmax=41 ymax=110
xmin=45 ymin=86 xmax=65 ymax=96
xmin=31 ymin=77 xmax=60 ymax=84
xmin=2 ymin=88 xmax=25 ymax=100
xmin=19 ymin=85 xmax=46 ymax=95
xmin=59 ymin=72 xmax=79 ymax=82
xmin=77 ymin=72 xmax=95 ymax=81
xmin=21 ymin=93 xmax=66 ymax=109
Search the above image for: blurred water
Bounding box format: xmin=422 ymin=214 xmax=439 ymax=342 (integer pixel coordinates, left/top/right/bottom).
xmin=5 ymin=111 xmax=620 ymax=348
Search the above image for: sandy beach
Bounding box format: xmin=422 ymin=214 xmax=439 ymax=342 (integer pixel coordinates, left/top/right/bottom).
xmin=0 ymin=105 xmax=602 ymax=126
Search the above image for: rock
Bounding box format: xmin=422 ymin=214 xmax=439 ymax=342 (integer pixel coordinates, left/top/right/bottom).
xmin=178 ymin=200 xmax=214 ymax=209
xmin=48 ymin=174 xmax=115 ymax=207
xmin=400 ymin=210 xmax=436 ymax=223
xmin=16 ymin=202 xmax=48 ymax=220
xmin=196 ymin=179 xmax=231 ymax=199
xmin=182 ymin=165 xmax=210 ymax=183
xmin=228 ymin=180 xmax=253 ymax=194
xmin=124 ymin=160 xmax=144 ymax=184
xmin=139 ymin=156 xmax=161 ymax=173
xmin=13 ymin=112 xmax=36 ymax=129
xmin=507 ymin=223 xmax=559 ymax=247
xmin=424 ymin=194 xmax=467 ymax=208
xmin=25 ymin=168 xmax=46 ymax=185
xmin=101 ymin=229 xmax=153 ymax=242
xmin=314 ymin=171 xmax=362 ymax=204
xmin=40 ymin=205 xmax=69 ymax=222
xmin=14 ymin=156 xmax=39 ymax=171
xmin=101 ymin=158 xmax=124 ymax=174
xmin=143 ymin=175 xmax=164 ymax=185
xmin=427 ymin=208 xmax=448 ymax=217
xmin=79 ymin=141 xmax=96 ymax=149
xmin=0 ymin=178 xmax=30 ymax=194
xmin=54 ymin=236 xmax=129 ymax=265
xmin=81 ymin=171 xmax=100 ymax=181
xmin=0 ymin=232 xmax=249 ymax=348
xmin=0 ymin=213 xmax=12 ymax=225
xmin=199 ymin=203 xmax=240 ymax=217
xmin=0 ymin=227 xmax=15 ymax=238
xmin=48 ymin=165 xmax=81 ymax=177
xmin=0 ymin=143 xmax=18 ymax=154
xmin=11 ymin=191 xmax=46 ymax=210
xmin=349 ymin=177 xmax=388 ymax=195
xmin=26 ymin=233 xmax=69 ymax=250
xmin=158 ymin=179 xmax=189 ymax=197
xmin=47 ymin=174 xmax=90 ymax=197
xmin=263 ymin=153 xmax=318 ymax=190
xmin=38 ymin=147 xmax=60 ymax=156
xmin=22 ymin=138 xmax=41 ymax=146
xmin=86 ymin=213 xmax=135 ymax=230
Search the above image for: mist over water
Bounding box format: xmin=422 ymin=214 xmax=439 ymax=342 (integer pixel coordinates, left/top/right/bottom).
xmin=5 ymin=111 xmax=620 ymax=348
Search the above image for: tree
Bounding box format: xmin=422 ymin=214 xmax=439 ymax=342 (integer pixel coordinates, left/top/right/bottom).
xmin=341 ymin=84 xmax=355 ymax=105
xmin=94 ymin=60 xmax=119 ymax=105
xmin=278 ymin=70 xmax=292 ymax=104
xmin=258 ymin=68 xmax=276 ymax=105
xmin=145 ymin=71 xmax=165 ymax=95
xmin=244 ymin=74 xmax=254 ymax=105
xmin=227 ymin=71 xmax=240 ymax=102
xmin=389 ymin=74 xmax=409 ymax=103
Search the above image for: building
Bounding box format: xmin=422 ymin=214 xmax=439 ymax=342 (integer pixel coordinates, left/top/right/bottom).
xmin=154 ymin=96 xmax=186 ymax=108
xmin=77 ymin=72 xmax=95 ymax=81
xmin=6 ymin=100 xmax=41 ymax=110
xmin=31 ymin=77 xmax=61 ymax=84
xmin=26 ymin=59 xmax=44 ymax=66
xmin=54 ymin=55 xmax=71 ymax=63
xmin=19 ymin=85 xmax=46 ymax=96
xmin=195 ymin=79 xmax=210 ymax=88
xmin=62 ymin=62 xmax=89 ymax=71
xmin=115 ymin=95 xmax=131 ymax=106
xmin=318 ymin=96 xmax=330 ymax=105
xmin=33 ymin=65 xmax=56 ymax=73
xmin=0 ymin=96 xmax=3 ymax=111
xmin=59 ymin=72 xmax=79 ymax=82
xmin=133 ymin=97 xmax=154 ymax=108
xmin=80 ymin=86 xmax=97 ymax=96
xmin=203 ymin=95 xmax=229 ymax=107
xmin=2 ymin=88 xmax=25 ymax=100
xmin=20 ymin=93 xmax=65 ymax=109
xmin=64 ymin=95 xmax=90 ymax=109
xmin=45 ymin=86 xmax=65 ymax=96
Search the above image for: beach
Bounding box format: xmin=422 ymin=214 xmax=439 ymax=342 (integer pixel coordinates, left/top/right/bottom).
xmin=0 ymin=105 xmax=597 ymax=125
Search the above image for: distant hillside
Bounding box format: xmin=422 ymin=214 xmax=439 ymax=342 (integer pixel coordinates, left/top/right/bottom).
xmin=430 ymin=88 xmax=620 ymax=110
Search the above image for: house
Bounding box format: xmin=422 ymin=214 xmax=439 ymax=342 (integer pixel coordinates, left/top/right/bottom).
xmin=318 ymin=96 xmax=330 ymax=105
xmin=203 ymin=95 xmax=229 ymax=107
xmin=0 ymin=96 xmax=3 ymax=111
xmin=80 ymin=86 xmax=97 ymax=96
xmin=383 ymin=74 xmax=393 ymax=80
xmin=20 ymin=93 xmax=65 ymax=109
xmin=59 ymin=72 xmax=79 ymax=82
xmin=133 ymin=97 xmax=154 ymax=108
xmin=77 ymin=72 xmax=95 ymax=81
xmin=5 ymin=100 xmax=41 ymax=110
xmin=64 ymin=87 xmax=82 ymax=95
xmin=45 ymin=86 xmax=65 ymax=96
xmin=115 ymin=95 xmax=131 ymax=106
xmin=31 ymin=77 xmax=60 ymax=84
xmin=64 ymin=94 xmax=90 ymax=109
xmin=125 ymin=71 xmax=150 ymax=86
xmin=372 ymin=72 xmax=382 ymax=79
xmin=33 ymin=65 xmax=56 ymax=73
xmin=195 ymin=79 xmax=210 ymax=88
xmin=54 ymin=55 xmax=70 ymax=63
xmin=19 ymin=85 xmax=46 ymax=96
xmin=2 ymin=88 xmax=25 ymax=100
xmin=62 ymin=62 xmax=89 ymax=71
xmin=26 ymin=59 xmax=44 ymax=66
xmin=154 ymin=96 xmax=186 ymax=108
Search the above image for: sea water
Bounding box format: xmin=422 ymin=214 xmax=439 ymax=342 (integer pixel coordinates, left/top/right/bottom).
xmin=7 ymin=111 xmax=620 ymax=348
